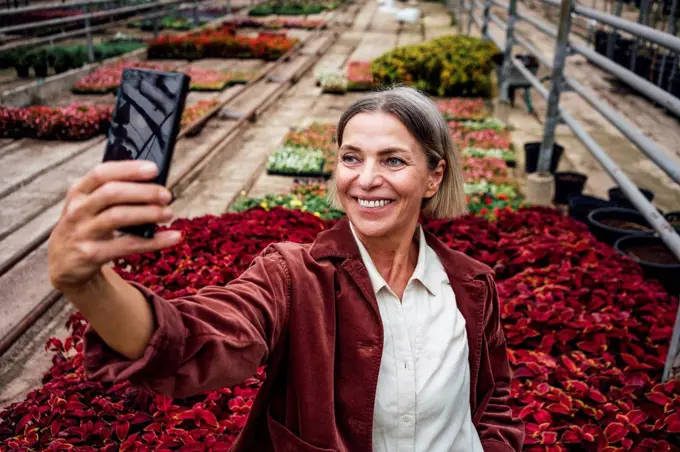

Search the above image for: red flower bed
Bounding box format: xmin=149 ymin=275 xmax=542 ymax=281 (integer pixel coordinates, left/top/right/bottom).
xmin=1 ymin=206 xmax=678 ymax=450
xmin=346 ymin=60 xmax=375 ymax=91
xmin=452 ymin=127 xmax=512 ymax=150
xmin=463 ymin=155 xmax=510 ymax=184
xmin=436 ymin=97 xmax=489 ymax=120
xmin=0 ymin=99 xmax=220 ymax=141
xmin=73 ymin=62 xmax=178 ymax=94
xmin=147 ymin=29 xmax=299 ymax=61
xmin=0 ymin=104 xmax=113 ymax=141
xmin=180 ymin=99 xmax=220 ymax=129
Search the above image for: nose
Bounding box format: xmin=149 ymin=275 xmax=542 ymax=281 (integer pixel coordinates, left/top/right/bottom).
xmin=357 ymin=159 xmax=382 ymax=190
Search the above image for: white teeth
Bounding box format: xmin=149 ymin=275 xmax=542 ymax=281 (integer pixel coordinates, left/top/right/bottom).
xmin=358 ymin=199 xmax=392 ymax=208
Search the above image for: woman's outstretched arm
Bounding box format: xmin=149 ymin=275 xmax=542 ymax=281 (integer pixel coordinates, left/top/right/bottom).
xmin=80 ymin=249 xmax=289 ymax=399
xmin=48 ymin=160 xmax=289 ymax=398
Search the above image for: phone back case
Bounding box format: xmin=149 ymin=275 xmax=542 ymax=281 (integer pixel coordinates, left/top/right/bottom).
xmin=103 ymin=68 xmax=191 ymax=238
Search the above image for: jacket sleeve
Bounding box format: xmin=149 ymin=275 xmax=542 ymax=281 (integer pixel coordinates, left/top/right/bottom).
xmin=477 ymin=275 xmax=525 ymax=452
xmin=82 ymin=248 xmax=290 ymax=399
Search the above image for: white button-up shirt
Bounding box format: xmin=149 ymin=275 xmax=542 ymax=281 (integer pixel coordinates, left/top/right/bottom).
xmin=350 ymin=223 xmax=484 ymax=452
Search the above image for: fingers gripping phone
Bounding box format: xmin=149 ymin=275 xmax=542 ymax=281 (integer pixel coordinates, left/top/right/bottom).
xmin=103 ymin=68 xmax=190 ymax=239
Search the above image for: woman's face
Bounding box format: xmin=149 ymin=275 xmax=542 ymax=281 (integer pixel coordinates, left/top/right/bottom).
xmin=335 ymin=111 xmax=445 ymax=239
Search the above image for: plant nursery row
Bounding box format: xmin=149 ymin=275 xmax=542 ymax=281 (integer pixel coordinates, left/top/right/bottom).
xmin=147 ymin=27 xmax=299 ymax=61
xmin=0 ymin=99 xmax=218 ymax=141
xmin=72 ymin=61 xmax=257 ymax=94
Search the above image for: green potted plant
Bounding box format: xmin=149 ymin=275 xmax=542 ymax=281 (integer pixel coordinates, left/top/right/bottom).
xmin=12 ymin=52 xmax=31 ymax=78
xmin=30 ymin=48 xmax=49 ymax=78
xmin=52 ymin=48 xmax=73 ymax=74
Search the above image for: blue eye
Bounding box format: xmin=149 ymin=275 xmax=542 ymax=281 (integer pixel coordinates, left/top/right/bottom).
xmin=342 ymin=154 xmax=358 ymax=164
xmin=386 ymin=157 xmax=404 ymax=167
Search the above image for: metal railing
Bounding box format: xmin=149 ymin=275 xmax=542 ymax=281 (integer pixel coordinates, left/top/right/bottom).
xmin=452 ymin=0 xmax=680 ymax=381
xmin=0 ymin=0 xmax=238 ymax=53
xmin=0 ymin=0 xmax=117 ymax=17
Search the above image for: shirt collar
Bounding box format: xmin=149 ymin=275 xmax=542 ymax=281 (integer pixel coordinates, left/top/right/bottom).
xmin=349 ymin=222 xmax=445 ymax=297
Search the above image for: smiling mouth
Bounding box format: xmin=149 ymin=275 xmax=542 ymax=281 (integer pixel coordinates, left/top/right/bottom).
xmin=355 ymin=198 xmax=395 ymax=209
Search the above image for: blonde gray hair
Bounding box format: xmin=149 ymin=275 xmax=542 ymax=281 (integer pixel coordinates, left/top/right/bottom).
xmin=328 ymin=86 xmax=467 ymax=219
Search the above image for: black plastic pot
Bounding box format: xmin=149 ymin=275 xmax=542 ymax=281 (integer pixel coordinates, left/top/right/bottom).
xmin=568 ymin=195 xmax=613 ymax=225
xmin=15 ymin=64 xmax=29 ymax=78
xmin=594 ymin=30 xmax=609 ymax=55
xmin=33 ymin=63 xmax=48 ymax=78
xmin=524 ymin=142 xmax=564 ymax=174
xmin=633 ymin=55 xmax=652 ymax=80
xmin=615 ymin=235 xmax=680 ymax=294
xmin=554 ymin=171 xmax=587 ymax=204
xmin=607 ymin=186 xmax=654 ymax=210
xmin=587 ymin=207 xmax=654 ymax=245
xmin=665 ymin=211 xmax=680 ymax=232
xmin=492 ymin=53 xmax=538 ymax=71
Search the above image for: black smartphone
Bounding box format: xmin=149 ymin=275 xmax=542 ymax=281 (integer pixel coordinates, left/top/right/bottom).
xmin=103 ymin=68 xmax=190 ymax=238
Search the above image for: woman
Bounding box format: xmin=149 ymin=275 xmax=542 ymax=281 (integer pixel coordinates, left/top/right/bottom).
xmin=48 ymin=87 xmax=524 ymax=452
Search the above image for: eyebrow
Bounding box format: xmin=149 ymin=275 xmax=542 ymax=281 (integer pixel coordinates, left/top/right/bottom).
xmin=339 ymin=144 xmax=411 ymax=155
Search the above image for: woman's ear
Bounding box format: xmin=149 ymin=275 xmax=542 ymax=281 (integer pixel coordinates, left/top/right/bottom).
xmin=424 ymin=159 xmax=446 ymax=198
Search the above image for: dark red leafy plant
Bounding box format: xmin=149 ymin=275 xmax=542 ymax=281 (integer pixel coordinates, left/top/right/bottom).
xmin=0 ymin=206 xmax=678 ymax=451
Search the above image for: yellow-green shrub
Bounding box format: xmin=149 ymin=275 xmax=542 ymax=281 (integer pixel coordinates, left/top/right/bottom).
xmin=371 ymin=35 xmax=501 ymax=97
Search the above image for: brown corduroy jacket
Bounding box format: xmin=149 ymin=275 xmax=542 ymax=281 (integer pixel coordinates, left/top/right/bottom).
xmin=84 ymin=218 xmax=525 ymax=452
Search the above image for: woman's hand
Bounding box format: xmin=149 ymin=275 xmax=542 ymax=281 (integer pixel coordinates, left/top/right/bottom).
xmin=48 ymin=160 xmax=183 ymax=292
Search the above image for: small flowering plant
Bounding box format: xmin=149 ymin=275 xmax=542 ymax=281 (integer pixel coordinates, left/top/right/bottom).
xmin=460 ymin=117 xmax=507 ymax=132
xmin=436 ymin=97 xmax=489 ymax=121
xmin=463 ymin=156 xmax=510 ymax=184
xmin=464 ymin=180 xmax=519 ymax=198
xmin=319 ymin=70 xmax=348 ymax=94
xmin=466 ymin=192 xmax=525 ymax=219
xmin=462 ymin=147 xmax=516 ymax=165
xmin=281 ymin=122 xmax=338 ymax=174
xmin=267 ymin=146 xmax=326 ymax=175
xmin=179 ymin=99 xmax=220 ymax=129
xmin=452 ymin=128 xmax=512 ymax=150
xmin=346 ymin=61 xmax=375 ymax=91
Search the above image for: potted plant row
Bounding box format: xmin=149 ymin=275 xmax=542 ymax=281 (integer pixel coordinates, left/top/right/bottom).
xmin=0 ymin=99 xmax=219 ymax=141
xmin=147 ymin=30 xmax=299 ymax=61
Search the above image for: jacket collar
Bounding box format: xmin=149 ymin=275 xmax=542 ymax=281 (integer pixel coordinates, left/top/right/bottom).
xmin=310 ymin=218 xmax=493 ymax=282
xmin=348 ymin=221 xmax=443 ymax=296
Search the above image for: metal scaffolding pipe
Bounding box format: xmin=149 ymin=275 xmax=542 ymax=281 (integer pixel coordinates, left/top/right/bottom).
xmin=0 ymin=0 xmax=114 ymax=17
xmin=572 ymin=43 xmax=680 ymax=117
xmin=0 ymin=0 xmax=179 ymax=34
xmin=516 ymin=8 xmax=558 ymax=38
xmin=536 ymin=0 xmax=573 ymax=174
xmin=543 ymin=0 xmax=680 ymax=53
xmin=509 ymin=35 xmax=680 ymax=185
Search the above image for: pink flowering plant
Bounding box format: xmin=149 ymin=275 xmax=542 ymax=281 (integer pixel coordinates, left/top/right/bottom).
xmin=346 ymin=61 xmax=375 ymax=91
xmin=73 ymin=62 xmax=251 ymax=94
xmin=436 ymin=98 xmax=489 ymax=121
xmin=452 ymin=128 xmax=512 ymax=150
